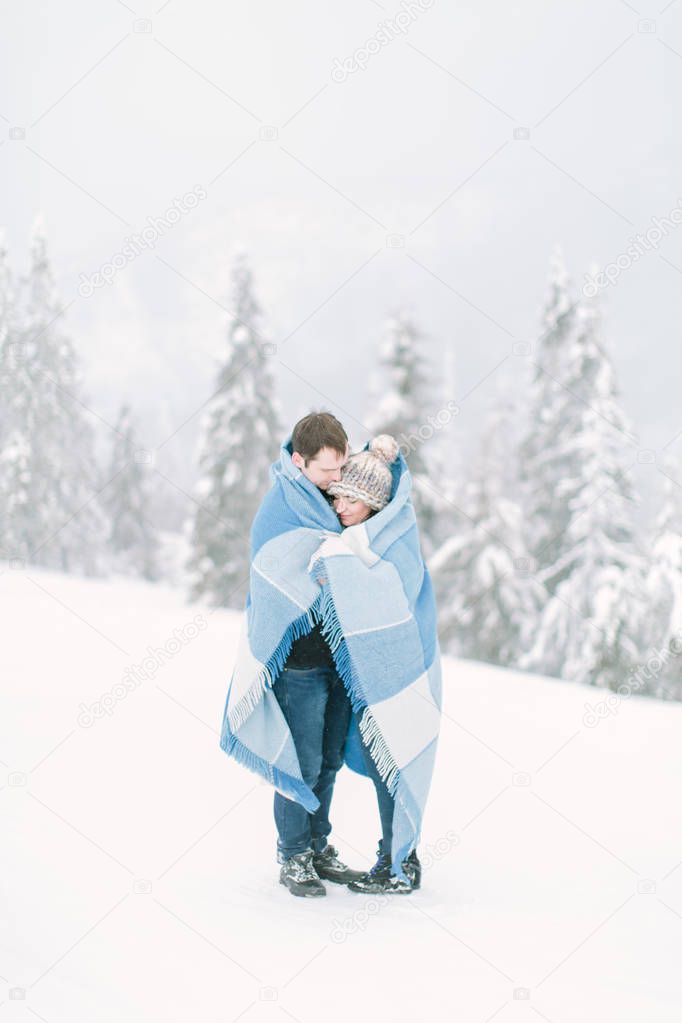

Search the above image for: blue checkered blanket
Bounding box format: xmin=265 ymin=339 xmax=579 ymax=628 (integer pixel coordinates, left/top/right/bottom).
xmin=219 ymin=435 xmax=442 ymax=879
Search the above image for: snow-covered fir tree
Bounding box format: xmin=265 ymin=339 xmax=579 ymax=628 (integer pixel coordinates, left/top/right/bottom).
xmin=642 ymin=453 xmax=682 ymax=698
xmin=185 ymin=252 xmax=280 ymax=608
xmin=425 ymin=342 xmax=462 ymax=552
xmin=103 ymin=403 xmax=161 ymax=581
xmin=0 ymin=218 xmax=106 ymax=574
xmin=429 ymin=391 xmax=546 ymax=664
xmin=365 ymin=310 xmax=442 ymax=555
xmin=0 ymin=230 xmax=17 ymax=559
xmin=518 ymin=288 xmax=650 ymax=691
xmin=519 ymin=245 xmax=582 ymax=574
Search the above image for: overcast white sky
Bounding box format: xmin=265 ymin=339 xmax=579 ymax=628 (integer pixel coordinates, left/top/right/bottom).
xmin=2 ymin=0 xmax=681 ymax=503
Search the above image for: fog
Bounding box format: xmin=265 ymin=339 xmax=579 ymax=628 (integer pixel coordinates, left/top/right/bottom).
xmin=2 ymin=0 xmax=681 ymax=495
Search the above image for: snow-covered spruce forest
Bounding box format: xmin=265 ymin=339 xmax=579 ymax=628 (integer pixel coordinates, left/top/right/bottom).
xmin=1 ymin=220 xmax=681 ymax=703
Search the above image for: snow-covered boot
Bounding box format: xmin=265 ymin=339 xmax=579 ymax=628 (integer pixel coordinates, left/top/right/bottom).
xmin=279 ymin=849 xmax=326 ymax=898
xmin=347 ymin=844 xmax=416 ymax=895
xmin=312 ymin=843 xmax=366 ymax=884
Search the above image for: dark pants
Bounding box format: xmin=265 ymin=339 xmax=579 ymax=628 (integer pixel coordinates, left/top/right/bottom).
xmin=353 ymin=709 xmax=396 ymax=859
xmin=272 ymin=664 xmax=352 ymax=861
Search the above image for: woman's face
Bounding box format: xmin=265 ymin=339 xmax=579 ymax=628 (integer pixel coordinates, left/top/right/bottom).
xmin=333 ymin=493 xmax=373 ymax=526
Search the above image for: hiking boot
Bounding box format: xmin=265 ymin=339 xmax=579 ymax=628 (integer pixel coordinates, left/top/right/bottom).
xmin=279 ymin=849 xmax=326 ymax=898
xmin=347 ymin=845 xmax=419 ymax=895
xmin=312 ymin=843 xmax=366 ymax=884
xmin=403 ymin=848 xmax=422 ymax=890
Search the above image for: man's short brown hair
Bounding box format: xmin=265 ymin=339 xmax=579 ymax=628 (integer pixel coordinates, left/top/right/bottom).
xmin=291 ymin=411 xmax=348 ymax=465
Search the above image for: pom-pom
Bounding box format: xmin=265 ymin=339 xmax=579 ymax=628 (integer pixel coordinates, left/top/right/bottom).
xmin=369 ymin=433 xmax=399 ymax=464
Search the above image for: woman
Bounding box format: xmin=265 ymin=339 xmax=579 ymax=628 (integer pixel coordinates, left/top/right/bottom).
xmin=327 ymin=434 xmax=422 ymax=895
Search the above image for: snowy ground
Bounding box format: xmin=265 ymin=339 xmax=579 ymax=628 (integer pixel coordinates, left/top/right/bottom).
xmin=2 ymin=564 xmax=682 ymax=1022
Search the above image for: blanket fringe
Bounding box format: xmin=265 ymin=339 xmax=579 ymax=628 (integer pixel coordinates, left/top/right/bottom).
xmin=226 ymin=598 xmax=322 ymax=733
xmin=226 ymin=580 xmax=402 ymax=801
xmin=358 ymin=708 xmax=400 ymax=797
xmin=315 ymin=584 xmax=401 ymax=798
xmin=221 ymin=731 xmax=320 ymax=813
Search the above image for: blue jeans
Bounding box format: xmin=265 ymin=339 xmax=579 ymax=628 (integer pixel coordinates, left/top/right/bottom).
xmin=354 ymin=709 xmax=396 ymax=859
xmin=272 ymin=664 xmax=352 ymax=862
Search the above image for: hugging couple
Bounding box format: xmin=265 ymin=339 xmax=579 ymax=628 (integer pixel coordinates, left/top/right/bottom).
xmin=220 ymin=411 xmax=442 ymax=898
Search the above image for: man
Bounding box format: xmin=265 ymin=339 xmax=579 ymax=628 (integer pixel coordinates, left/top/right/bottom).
xmin=265 ymin=411 xmax=365 ymax=896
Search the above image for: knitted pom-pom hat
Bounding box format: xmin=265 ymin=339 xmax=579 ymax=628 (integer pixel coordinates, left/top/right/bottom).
xmin=328 ymin=433 xmax=399 ymax=511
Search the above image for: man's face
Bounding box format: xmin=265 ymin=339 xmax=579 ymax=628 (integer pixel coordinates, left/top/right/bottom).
xmin=293 ymin=444 xmax=349 ymax=491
